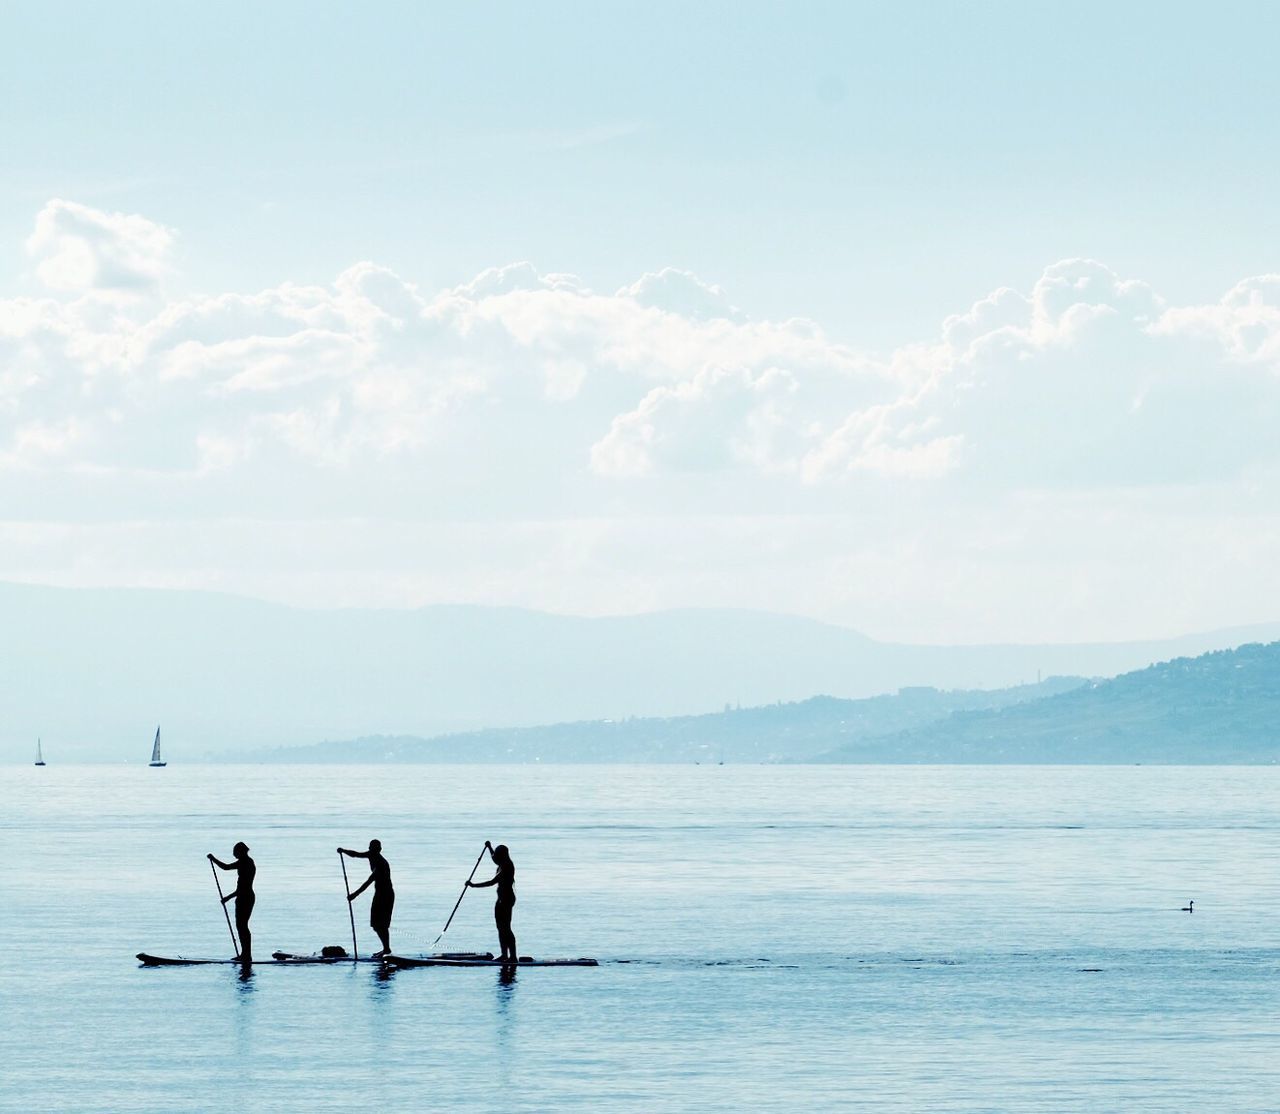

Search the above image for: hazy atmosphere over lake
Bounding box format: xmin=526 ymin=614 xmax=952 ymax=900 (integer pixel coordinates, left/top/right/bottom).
xmin=3 ymin=2 xmax=1280 ymax=646
xmin=6 ymin=2 xmax=1280 ymax=1111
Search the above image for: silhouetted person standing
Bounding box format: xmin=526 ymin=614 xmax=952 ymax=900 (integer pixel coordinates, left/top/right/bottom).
xmin=467 ymin=842 xmax=517 ymax=963
xmin=208 ymin=842 xmax=256 ymax=961
xmin=339 ymin=840 xmax=394 ymax=957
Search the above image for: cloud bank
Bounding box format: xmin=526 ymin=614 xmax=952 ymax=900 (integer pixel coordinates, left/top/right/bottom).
xmin=5 ymin=202 xmax=1278 ymax=499
xmin=2 ymin=199 xmax=1278 ymax=639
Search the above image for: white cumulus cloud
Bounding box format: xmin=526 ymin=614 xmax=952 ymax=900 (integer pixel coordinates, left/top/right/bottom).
xmin=801 ymin=259 xmax=1280 ymax=486
xmin=617 ymin=268 xmax=745 ymax=322
xmin=590 ymin=366 xmax=804 ymax=477
xmin=4 ymin=203 xmax=1280 ymax=512
xmin=26 ymin=199 xmax=175 ymax=294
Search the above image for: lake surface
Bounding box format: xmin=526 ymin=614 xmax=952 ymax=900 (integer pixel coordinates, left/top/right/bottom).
xmin=3 ymin=764 xmax=1280 ymax=1111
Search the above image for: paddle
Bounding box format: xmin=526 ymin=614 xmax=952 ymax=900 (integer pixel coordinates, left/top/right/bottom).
xmin=431 ymin=842 xmax=490 ymax=947
xmin=209 ymin=859 xmax=239 ymax=957
xmin=338 ymin=850 xmax=358 ymax=960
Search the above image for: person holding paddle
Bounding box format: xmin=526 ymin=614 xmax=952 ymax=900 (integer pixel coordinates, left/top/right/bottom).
xmin=207 ymin=842 xmax=256 ymax=962
xmin=339 ymin=840 xmax=394 ymax=957
xmin=466 ymin=842 xmax=517 ymax=964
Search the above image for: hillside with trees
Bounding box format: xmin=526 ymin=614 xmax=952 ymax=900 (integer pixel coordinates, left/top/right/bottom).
xmin=816 ymin=642 xmax=1280 ymax=763
xmin=254 ymin=677 xmax=1085 ymax=763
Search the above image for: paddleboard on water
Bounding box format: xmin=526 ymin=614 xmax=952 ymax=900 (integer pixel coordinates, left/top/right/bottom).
xmin=137 ymin=950 xmax=499 ymax=966
xmin=270 ymin=951 xmax=381 ymax=964
xmin=270 ymin=950 xmax=494 ymax=965
xmin=384 ymin=954 xmax=598 ymax=968
xmin=136 ymin=953 xmax=255 ymax=966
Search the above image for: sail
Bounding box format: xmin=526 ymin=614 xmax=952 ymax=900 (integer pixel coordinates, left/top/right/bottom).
xmin=151 ymin=727 xmax=161 ymax=764
xmin=35 ymin=738 xmax=44 ymax=765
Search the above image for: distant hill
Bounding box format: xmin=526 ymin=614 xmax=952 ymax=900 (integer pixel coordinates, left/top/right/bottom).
xmin=815 ymin=641 xmax=1280 ymax=763
xmin=3 ymin=579 xmax=1278 ymax=761
xmin=246 ymin=676 xmax=1087 ymax=763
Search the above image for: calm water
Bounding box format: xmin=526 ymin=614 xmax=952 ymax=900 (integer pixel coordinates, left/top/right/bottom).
xmin=3 ymin=764 xmax=1280 ymax=1112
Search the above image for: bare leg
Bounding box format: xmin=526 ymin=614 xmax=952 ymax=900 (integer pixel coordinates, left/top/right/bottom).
xmin=371 ymin=893 xmax=394 ymax=956
xmin=236 ymin=898 xmax=254 ymax=961
xmin=496 ymin=901 xmax=516 ymax=962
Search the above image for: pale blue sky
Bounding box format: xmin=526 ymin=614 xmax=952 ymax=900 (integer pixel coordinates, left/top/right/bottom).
xmin=4 ymin=1 xmax=1278 ymax=344
xmin=1 ymin=2 xmax=1279 ymax=642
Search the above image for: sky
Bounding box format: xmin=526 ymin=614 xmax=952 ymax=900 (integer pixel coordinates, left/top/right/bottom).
xmin=1 ymin=0 xmax=1278 ymax=643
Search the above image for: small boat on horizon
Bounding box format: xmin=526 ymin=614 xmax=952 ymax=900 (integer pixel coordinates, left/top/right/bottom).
xmin=34 ymin=738 xmax=45 ymax=767
xmin=149 ymin=726 xmax=166 ymax=768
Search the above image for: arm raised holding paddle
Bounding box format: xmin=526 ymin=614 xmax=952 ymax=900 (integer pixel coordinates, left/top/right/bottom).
xmin=466 ymin=842 xmax=518 ymax=964
xmin=207 ymin=855 xmax=237 ymax=904
xmin=338 ymin=840 xmax=395 ymax=958
xmin=207 ymin=842 xmax=255 ymax=962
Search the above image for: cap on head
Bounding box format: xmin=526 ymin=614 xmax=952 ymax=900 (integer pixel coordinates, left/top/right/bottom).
xmin=233 ymin=841 xmax=249 ymax=857
xmin=369 ymin=839 xmax=382 ymax=853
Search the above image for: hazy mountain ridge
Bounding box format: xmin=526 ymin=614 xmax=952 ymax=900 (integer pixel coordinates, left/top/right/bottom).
xmin=252 ymin=641 xmax=1280 ymax=765
xmin=815 ymin=641 xmax=1280 ymax=763
xmin=246 ymin=676 xmax=1088 ymax=764
xmin=5 ymin=580 xmax=1279 ymax=761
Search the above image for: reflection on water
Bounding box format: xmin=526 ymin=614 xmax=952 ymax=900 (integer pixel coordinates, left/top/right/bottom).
xmin=365 ymin=965 xmax=397 ymax=1053
xmin=233 ymin=966 xmax=255 ymax=1063
xmin=493 ymin=967 xmax=518 ymax=1091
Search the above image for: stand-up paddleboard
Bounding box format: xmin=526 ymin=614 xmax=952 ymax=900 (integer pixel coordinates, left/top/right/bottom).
xmin=384 ymin=953 xmax=598 ymax=968
xmin=137 ymin=949 xmax=498 ymax=966
xmin=137 ymin=953 xmax=254 ymax=966
xmin=271 ymin=949 xmax=494 ymax=965
xmin=271 ymin=950 xmax=380 ymax=964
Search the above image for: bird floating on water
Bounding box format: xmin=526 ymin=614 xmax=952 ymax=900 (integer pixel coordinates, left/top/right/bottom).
xmin=1181 ymin=900 xmax=1194 ymax=913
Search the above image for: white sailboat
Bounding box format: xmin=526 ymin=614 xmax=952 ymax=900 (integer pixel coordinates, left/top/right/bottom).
xmin=149 ymin=726 xmax=166 ymax=768
xmin=34 ymin=738 xmax=45 ymax=767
